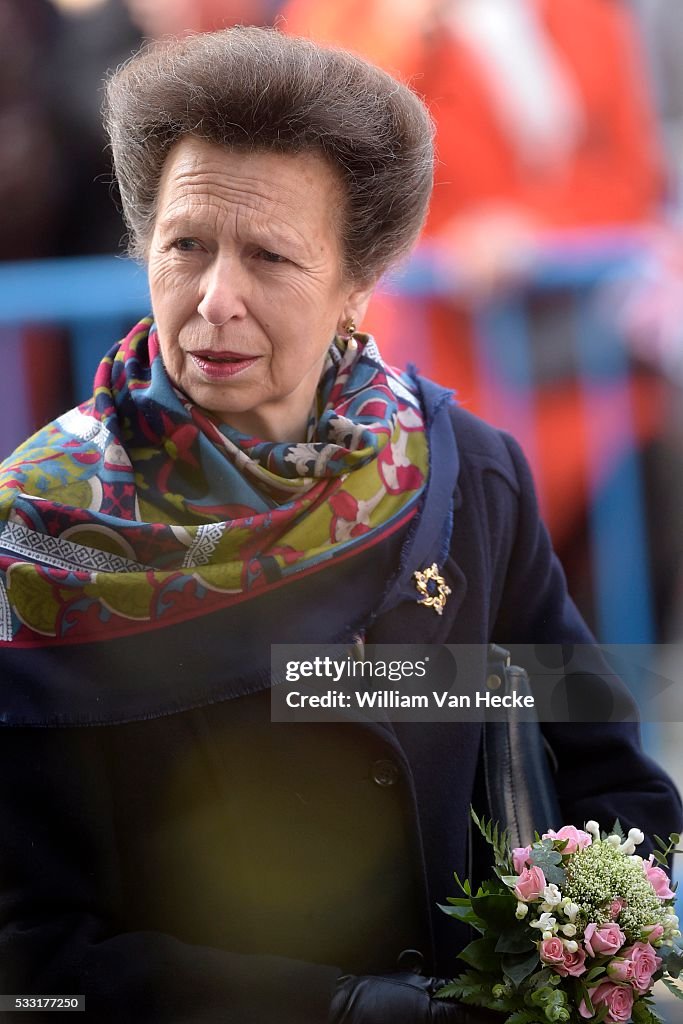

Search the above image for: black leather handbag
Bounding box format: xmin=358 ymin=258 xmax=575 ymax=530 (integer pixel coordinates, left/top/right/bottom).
xmin=480 ymin=644 xmax=562 ymax=848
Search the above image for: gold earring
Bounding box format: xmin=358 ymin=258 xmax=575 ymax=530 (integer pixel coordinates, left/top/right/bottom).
xmin=341 ymin=317 xmax=356 ymax=339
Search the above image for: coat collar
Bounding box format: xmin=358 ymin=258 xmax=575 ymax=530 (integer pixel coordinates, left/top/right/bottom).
xmin=371 ymin=374 xmax=467 ymax=642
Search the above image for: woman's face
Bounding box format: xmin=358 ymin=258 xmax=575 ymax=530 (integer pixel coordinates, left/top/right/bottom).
xmin=148 ymin=137 xmax=373 ymax=441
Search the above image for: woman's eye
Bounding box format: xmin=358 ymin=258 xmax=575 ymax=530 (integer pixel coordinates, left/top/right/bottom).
xmin=172 ymin=237 xmax=202 ymax=252
xmin=258 ymin=249 xmax=286 ymax=263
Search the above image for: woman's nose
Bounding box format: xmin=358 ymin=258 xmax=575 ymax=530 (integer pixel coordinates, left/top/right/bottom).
xmin=197 ymin=260 xmax=248 ymax=327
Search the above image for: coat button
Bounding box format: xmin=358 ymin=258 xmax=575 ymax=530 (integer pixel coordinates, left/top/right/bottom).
xmin=371 ymin=758 xmax=400 ymax=787
xmin=396 ymin=949 xmax=424 ymax=973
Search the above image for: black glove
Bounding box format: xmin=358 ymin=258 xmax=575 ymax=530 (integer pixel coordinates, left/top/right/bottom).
xmin=328 ymin=972 xmax=505 ymax=1023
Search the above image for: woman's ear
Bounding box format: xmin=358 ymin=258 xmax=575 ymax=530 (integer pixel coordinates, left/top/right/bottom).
xmin=340 ymin=279 xmax=377 ymax=333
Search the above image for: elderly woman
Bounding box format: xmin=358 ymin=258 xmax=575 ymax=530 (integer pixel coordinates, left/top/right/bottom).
xmin=0 ymin=27 xmax=679 ymax=1024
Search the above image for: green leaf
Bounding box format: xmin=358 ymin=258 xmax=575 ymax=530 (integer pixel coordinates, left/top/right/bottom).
xmin=433 ymin=982 xmax=462 ymax=999
xmin=470 ymin=807 xmax=512 ymax=866
xmin=526 ymin=967 xmax=552 ymax=989
xmin=584 ymin=965 xmax=607 ymax=983
xmin=503 ymin=1012 xmax=539 ymax=1024
xmin=632 ymin=998 xmax=665 ymax=1023
xmin=458 ymin=937 xmax=501 ymax=973
xmin=495 ymin=929 xmax=536 ymax=955
xmin=452 ymin=870 xmax=472 ymax=896
xmin=578 ymin=982 xmax=595 ymax=1015
xmin=527 ymin=845 xmax=566 ymax=887
xmin=447 ymin=969 xmax=492 ymax=1002
xmin=660 ymin=941 xmax=683 ymax=980
xmin=611 ymin=819 xmax=626 ymax=841
xmin=501 ymin=949 xmax=540 ymax=988
xmin=661 ymin=975 xmax=683 ymax=1001
xmin=437 ymin=902 xmax=485 ymax=932
xmin=471 ymin=893 xmax=517 ymax=930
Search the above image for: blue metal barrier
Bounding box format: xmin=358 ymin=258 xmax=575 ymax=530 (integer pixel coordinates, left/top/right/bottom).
xmin=0 ymin=242 xmax=655 ymax=646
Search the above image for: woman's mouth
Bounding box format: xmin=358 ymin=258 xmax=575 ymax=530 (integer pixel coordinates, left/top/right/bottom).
xmin=189 ymin=351 xmax=259 ymax=379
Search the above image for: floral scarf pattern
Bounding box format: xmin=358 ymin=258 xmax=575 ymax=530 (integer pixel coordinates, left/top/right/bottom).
xmin=0 ymin=319 xmax=428 ymax=645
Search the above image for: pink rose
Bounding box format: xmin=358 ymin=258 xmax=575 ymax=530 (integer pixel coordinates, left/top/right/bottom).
xmin=621 ymin=942 xmax=662 ymax=992
xmin=543 ymin=825 xmax=592 ymax=854
xmin=607 ymin=959 xmax=635 ymax=984
xmin=554 ymin=946 xmax=587 ymax=978
xmin=584 ymin=922 xmax=626 ymax=957
xmin=513 ymin=865 xmax=546 ymax=902
xmin=512 ymin=845 xmax=532 ymax=874
xmin=643 ymin=856 xmax=676 ymax=900
xmin=539 ymin=937 xmax=565 ymax=965
xmin=579 ymin=982 xmax=634 ymax=1023
xmin=642 ymin=923 xmax=664 ymax=943
xmin=609 ymin=898 xmax=625 ymax=920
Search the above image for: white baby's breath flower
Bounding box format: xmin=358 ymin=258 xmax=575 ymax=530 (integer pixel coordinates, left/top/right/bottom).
xmin=516 ymin=902 xmax=529 ymax=920
xmin=563 ymin=832 xmax=669 ymax=944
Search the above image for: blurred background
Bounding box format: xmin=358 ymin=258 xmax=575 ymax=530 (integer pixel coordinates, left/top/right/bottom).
xmin=1 ymin=0 xmax=682 ymax=1012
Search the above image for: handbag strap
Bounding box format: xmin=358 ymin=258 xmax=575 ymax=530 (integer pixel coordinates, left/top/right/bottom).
xmin=481 ymin=644 xmax=562 ymax=848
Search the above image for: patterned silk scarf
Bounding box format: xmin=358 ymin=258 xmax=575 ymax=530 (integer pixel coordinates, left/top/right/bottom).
xmin=0 ymin=319 xmax=428 ymax=646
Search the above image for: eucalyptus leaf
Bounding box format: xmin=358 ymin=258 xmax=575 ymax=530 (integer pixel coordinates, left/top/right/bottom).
xmin=527 ymin=846 xmax=566 ymax=887
xmin=660 ymin=943 xmax=683 ymax=980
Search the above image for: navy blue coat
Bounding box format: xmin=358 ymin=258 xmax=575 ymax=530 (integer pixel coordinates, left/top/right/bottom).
xmin=0 ymin=378 xmax=679 ymax=1023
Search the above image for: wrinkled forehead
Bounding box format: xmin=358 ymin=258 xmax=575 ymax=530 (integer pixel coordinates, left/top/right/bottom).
xmin=154 ymin=136 xmax=346 ymax=246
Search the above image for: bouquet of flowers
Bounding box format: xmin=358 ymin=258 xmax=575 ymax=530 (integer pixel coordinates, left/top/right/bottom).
xmin=437 ymin=812 xmax=683 ymax=1023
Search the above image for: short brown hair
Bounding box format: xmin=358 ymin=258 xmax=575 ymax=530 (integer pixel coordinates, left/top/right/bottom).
xmin=104 ymin=26 xmax=434 ymax=281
